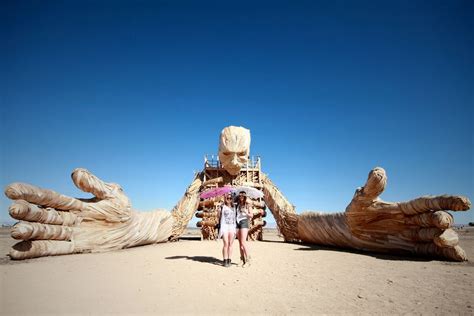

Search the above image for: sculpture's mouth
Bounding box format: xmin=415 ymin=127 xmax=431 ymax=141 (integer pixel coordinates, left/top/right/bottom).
xmin=224 ymin=163 xmax=242 ymax=175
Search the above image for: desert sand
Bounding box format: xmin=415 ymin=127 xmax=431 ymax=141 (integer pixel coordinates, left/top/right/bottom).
xmin=1 ymin=227 xmax=473 ymax=315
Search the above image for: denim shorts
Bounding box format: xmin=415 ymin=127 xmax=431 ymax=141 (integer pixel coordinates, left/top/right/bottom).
xmin=236 ymin=218 xmax=249 ymax=229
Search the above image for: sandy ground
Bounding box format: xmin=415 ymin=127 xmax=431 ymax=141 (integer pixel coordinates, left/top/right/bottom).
xmin=1 ymin=227 xmax=473 ymax=315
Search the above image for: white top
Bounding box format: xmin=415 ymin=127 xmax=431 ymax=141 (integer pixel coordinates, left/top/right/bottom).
xmin=236 ymin=203 xmax=250 ymax=222
xmin=219 ymin=204 xmax=236 ymax=238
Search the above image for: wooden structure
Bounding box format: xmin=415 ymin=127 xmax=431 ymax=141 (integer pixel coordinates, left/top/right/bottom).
xmin=195 ymin=155 xmax=267 ymax=240
xmin=3 ymin=125 xmax=471 ymax=261
xmin=262 ymin=167 xmax=471 ymax=261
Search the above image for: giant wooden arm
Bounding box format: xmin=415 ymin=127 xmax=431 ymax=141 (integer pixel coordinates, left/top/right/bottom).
xmin=5 ymin=169 xmax=202 ymax=259
xmin=169 ymin=173 xmax=203 ymax=241
xmin=261 ymin=168 xmax=471 ymax=261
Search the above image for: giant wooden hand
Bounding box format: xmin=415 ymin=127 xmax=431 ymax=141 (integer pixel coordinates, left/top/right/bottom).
xmin=262 ymin=168 xmax=471 ymax=261
xmin=344 ymin=167 xmax=470 ymax=260
xmin=5 ymin=168 xmax=201 ymax=259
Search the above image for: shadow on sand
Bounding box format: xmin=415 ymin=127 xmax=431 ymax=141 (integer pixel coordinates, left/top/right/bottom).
xmin=292 ymin=242 xmax=461 ymax=262
xmin=165 ymin=255 xmax=222 ymax=266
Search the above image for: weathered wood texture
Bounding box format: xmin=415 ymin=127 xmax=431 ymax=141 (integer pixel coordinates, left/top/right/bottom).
xmin=169 ymin=173 xmax=203 ymax=241
xmin=198 ymin=126 xmax=266 ymax=240
xmin=263 ymin=167 xmax=471 ymax=261
xmin=261 ymin=173 xmax=299 ymax=242
xmin=4 ymin=125 xmax=471 ymax=261
xmin=6 ymin=169 xmax=173 ymax=259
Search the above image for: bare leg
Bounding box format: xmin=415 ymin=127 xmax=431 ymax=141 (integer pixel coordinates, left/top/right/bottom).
xmin=226 ymin=232 xmax=234 ymax=261
xmin=222 ymin=234 xmax=230 ymax=260
xmin=237 ymin=229 xmax=244 ymax=260
xmin=239 ymin=228 xmax=250 ymax=266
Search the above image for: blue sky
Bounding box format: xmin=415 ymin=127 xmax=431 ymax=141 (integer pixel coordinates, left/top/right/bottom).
xmin=1 ymin=1 xmax=472 ymax=227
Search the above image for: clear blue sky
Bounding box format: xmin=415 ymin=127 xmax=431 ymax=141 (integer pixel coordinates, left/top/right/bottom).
xmin=1 ymin=1 xmax=472 ymax=227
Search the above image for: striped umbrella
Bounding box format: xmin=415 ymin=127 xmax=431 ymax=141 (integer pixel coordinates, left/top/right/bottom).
xmin=231 ymin=186 xmax=264 ymax=199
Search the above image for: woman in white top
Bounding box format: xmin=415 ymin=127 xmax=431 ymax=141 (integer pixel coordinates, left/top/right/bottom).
xmin=217 ymin=193 xmax=236 ymax=267
xmin=235 ymin=191 xmax=253 ymax=267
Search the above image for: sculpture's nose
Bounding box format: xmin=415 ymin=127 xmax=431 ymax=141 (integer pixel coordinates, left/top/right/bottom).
xmin=231 ymin=155 xmax=239 ymax=166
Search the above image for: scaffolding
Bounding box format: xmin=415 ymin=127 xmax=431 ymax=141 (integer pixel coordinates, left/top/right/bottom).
xmin=196 ymin=154 xmax=266 ymax=240
xmin=203 ymin=155 xmax=262 ymax=187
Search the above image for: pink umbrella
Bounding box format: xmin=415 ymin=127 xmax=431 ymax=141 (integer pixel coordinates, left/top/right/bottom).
xmin=200 ymin=186 xmax=233 ymax=199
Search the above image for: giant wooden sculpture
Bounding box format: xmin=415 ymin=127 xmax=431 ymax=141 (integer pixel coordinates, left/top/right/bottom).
xmin=4 ymin=126 xmax=471 ymax=261
xmin=196 ymin=133 xmax=266 ymax=241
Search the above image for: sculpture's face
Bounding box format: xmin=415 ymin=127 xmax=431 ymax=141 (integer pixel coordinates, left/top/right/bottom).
xmin=218 ymin=126 xmax=251 ymax=175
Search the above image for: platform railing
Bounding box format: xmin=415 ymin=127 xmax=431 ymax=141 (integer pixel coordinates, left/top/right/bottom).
xmin=204 ymin=155 xmax=261 ymax=169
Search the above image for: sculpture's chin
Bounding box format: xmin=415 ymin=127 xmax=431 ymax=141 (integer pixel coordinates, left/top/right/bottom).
xmin=224 ymin=166 xmax=241 ymax=175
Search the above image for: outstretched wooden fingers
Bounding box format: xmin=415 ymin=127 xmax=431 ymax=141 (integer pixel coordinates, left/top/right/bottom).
xmin=400 ymin=227 xmax=458 ymax=246
xmin=362 ymin=167 xmax=387 ymax=200
xmin=10 ymin=240 xmax=75 ymax=260
xmin=11 ymin=221 xmax=73 ymax=241
xmin=414 ymin=243 xmax=466 ymax=261
xmin=404 ymin=211 xmax=453 ymax=229
xmin=399 ymin=195 xmax=470 ymax=215
xmin=9 ymin=200 xmax=81 ymax=226
xmin=71 ymin=168 xmax=113 ymax=199
xmin=5 ymin=183 xmax=84 ymax=211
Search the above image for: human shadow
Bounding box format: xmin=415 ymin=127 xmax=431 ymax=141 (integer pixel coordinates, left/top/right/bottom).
xmin=165 ymin=255 xmax=222 ymax=266
xmin=177 ymin=236 xmax=201 ymax=241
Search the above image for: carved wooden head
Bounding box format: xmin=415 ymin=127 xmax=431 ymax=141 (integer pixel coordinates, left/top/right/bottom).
xmin=218 ymin=126 xmax=251 ymax=175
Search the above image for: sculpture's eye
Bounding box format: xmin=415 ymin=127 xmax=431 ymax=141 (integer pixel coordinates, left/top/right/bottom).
xmin=238 ymin=152 xmax=246 ymax=156
xmin=223 ymin=152 xmax=231 ymax=156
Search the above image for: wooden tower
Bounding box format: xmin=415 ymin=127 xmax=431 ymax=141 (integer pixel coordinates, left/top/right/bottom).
xmin=196 ymin=155 xmax=267 ymax=240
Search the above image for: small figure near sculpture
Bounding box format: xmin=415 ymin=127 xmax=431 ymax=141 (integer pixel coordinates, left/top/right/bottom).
xmin=217 ymin=193 xmax=236 ymax=267
xmin=235 ymin=191 xmax=253 ymax=267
